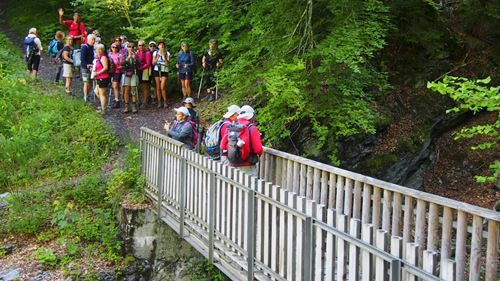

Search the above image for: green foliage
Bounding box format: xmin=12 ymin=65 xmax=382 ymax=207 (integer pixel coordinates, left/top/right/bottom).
xmin=34 ymin=247 xmax=58 ymax=268
xmin=428 ymin=76 xmax=499 ymax=183
xmin=6 ymin=189 xmax=52 ymax=233
xmin=189 ymin=260 xmax=228 ymax=281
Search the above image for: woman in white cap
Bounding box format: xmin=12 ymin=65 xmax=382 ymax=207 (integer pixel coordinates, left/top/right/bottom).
xmin=164 ymin=106 xmax=195 ymax=149
xmin=219 ymin=104 xmax=241 ymax=164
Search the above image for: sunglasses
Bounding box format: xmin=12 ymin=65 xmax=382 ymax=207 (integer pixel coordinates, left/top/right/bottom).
xmin=111 ymin=46 xmax=117 ymax=49
xmin=127 ymin=46 xmax=135 ymax=48
xmin=138 ymin=44 xmax=144 ymax=46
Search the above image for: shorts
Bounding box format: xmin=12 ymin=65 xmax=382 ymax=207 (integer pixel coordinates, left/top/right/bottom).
xmin=122 ymin=74 xmax=138 ymax=87
xmin=178 ymin=71 xmax=193 ymax=81
xmin=97 ymin=78 xmax=111 ymax=88
xmin=140 ymin=68 xmax=150 ymax=82
xmin=63 ymin=63 xmax=73 ymax=78
xmin=27 ymin=55 xmax=41 ymax=71
xmin=81 ymin=68 xmax=92 ymax=82
xmin=152 ymin=70 xmax=168 ymax=78
xmin=111 ymin=73 xmax=122 ymax=83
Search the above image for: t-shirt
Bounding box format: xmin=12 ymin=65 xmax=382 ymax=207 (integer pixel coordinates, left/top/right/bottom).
xmin=62 ymin=45 xmax=73 ymax=64
xmin=63 ymin=20 xmax=86 ymax=44
xmin=203 ymin=50 xmax=222 ymax=71
xmin=80 ymin=43 xmax=94 ymax=69
xmin=153 ymin=50 xmax=170 ymax=72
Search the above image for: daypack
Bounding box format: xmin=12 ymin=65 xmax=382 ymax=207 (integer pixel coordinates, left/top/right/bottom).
xmin=227 ymin=123 xmax=258 ymax=165
xmin=48 ymin=39 xmax=59 ymax=58
xmin=173 ymin=120 xmax=199 ymax=148
xmin=72 ymin=48 xmax=81 ymax=67
xmin=23 ymin=36 xmax=39 ymax=62
xmin=204 ymin=119 xmax=228 ymax=160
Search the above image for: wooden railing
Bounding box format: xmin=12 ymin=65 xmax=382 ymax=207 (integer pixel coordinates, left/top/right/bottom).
xmin=261 ymin=147 xmax=499 ymax=281
xmin=140 ymin=127 xmax=499 ymax=281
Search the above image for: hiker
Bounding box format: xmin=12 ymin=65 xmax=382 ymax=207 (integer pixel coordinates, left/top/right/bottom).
xmin=182 ymin=97 xmax=199 ymax=126
xmin=137 ymin=40 xmax=152 ymax=108
xmin=219 ymin=105 xmax=241 ymax=164
xmin=48 ymin=31 xmax=65 ymax=83
xmin=61 ymin=36 xmax=75 ymax=95
xmin=80 ymin=34 xmax=96 ymax=102
xmin=148 ymin=41 xmax=158 ymax=105
xmin=164 ymin=106 xmax=195 ymax=149
xmin=92 ymin=44 xmax=110 ymax=114
xmin=24 ymin=28 xmax=43 ymax=78
xmin=119 ymin=35 xmax=129 ymax=57
xmin=202 ymin=38 xmax=223 ymax=101
xmin=58 ymin=8 xmax=86 ymax=47
xmin=109 ymin=42 xmax=124 ymax=108
xmin=152 ymin=40 xmax=170 ymax=108
xmin=176 ymin=42 xmax=195 ymax=98
xmin=121 ymin=42 xmax=139 ymax=113
xmin=220 ymin=105 xmax=263 ymax=177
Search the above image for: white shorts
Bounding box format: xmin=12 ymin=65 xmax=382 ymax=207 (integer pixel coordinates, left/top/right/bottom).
xmin=122 ymin=74 xmax=138 ymax=87
xmin=63 ymin=64 xmax=73 ymax=78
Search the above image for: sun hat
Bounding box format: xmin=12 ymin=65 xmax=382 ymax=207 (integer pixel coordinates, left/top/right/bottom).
xmin=148 ymin=40 xmax=157 ymax=46
xmin=182 ymin=97 xmax=196 ymax=107
xmin=174 ymin=106 xmax=190 ymax=117
xmin=238 ymin=105 xmax=255 ymax=120
xmin=223 ymin=105 xmax=241 ymax=119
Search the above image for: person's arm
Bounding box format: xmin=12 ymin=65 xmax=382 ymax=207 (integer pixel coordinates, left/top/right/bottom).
xmin=79 ymin=22 xmax=86 ymax=41
xmin=187 ymin=52 xmax=195 ymax=68
xmin=202 ymin=54 xmax=207 ymax=69
xmin=168 ymin=122 xmax=192 ymax=140
xmin=250 ymin=126 xmax=263 ymax=155
xmin=144 ymin=51 xmax=152 ymax=69
xmin=58 ymin=8 xmax=64 ymax=25
xmin=35 ymin=38 xmax=43 ymax=52
xmin=62 ymin=48 xmax=72 ymax=63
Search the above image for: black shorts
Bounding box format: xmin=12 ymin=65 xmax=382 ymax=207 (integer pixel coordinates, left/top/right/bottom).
xmin=27 ymin=55 xmax=41 ymax=71
xmin=97 ymin=78 xmax=111 ymax=88
xmin=178 ymin=71 xmax=193 ymax=81
xmin=152 ymin=70 xmax=168 ymax=78
xmin=111 ymin=73 xmax=122 ymax=83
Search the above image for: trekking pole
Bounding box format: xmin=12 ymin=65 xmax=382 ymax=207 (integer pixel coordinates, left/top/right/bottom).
xmin=197 ymin=70 xmax=205 ymax=99
xmin=215 ymin=71 xmax=219 ymax=100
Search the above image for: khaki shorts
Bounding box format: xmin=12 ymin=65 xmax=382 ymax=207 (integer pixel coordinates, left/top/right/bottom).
xmin=63 ymin=64 xmax=73 ymax=78
xmin=122 ymin=74 xmax=138 ymax=87
xmin=141 ymin=68 xmax=151 ymax=81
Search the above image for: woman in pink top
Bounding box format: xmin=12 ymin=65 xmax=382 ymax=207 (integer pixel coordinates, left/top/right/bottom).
xmin=109 ymin=43 xmax=124 ymax=108
xmin=92 ymin=44 xmax=110 ymax=114
xmin=137 ymin=40 xmax=152 ymax=107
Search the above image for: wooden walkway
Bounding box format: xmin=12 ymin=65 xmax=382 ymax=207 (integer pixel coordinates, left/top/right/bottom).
xmin=140 ymin=127 xmax=499 ymax=281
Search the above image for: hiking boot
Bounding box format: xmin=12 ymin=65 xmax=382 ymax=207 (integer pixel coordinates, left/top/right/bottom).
xmin=113 ymin=100 xmax=120 ymax=108
xmin=157 ymin=101 xmax=162 ymax=109
xmin=132 ymin=103 xmax=138 ymax=113
xmin=123 ymin=103 xmax=130 ymax=113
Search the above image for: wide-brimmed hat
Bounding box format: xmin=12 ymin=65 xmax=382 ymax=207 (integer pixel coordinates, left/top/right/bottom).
xmin=174 ymin=106 xmax=190 ymax=117
xmin=238 ymin=105 xmax=255 ymax=120
xmin=223 ymin=105 xmax=241 ymax=119
xmin=183 ymin=97 xmax=196 ymax=107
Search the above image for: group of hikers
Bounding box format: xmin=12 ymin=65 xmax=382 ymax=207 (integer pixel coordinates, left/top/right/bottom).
xmin=23 ymin=9 xmax=264 ymax=176
xmin=24 ymin=8 xmax=223 ymax=115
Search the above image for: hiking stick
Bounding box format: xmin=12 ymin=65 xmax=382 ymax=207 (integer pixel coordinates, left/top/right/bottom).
xmin=215 ymin=71 xmax=218 ymax=100
xmin=197 ymin=70 xmax=205 ymax=99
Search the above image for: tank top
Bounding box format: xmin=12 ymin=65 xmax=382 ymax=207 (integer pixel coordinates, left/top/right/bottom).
xmin=95 ymin=55 xmax=110 ymax=80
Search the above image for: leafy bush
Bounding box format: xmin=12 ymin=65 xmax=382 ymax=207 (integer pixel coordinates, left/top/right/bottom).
xmin=6 ymin=190 xmax=52 ymax=233
xmin=34 ymin=247 xmax=58 ymax=268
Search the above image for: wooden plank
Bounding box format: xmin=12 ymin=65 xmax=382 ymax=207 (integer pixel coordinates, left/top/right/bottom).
xmin=402 ymin=196 xmax=414 ymax=258
xmin=335 ymin=176 xmax=345 ymax=214
xmin=353 ymin=181 xmax=362 ymax=219
xmin=348 ymin=219 xmax=361 ymax=281
xmin=455 ymin=211 xmax=467 ymax=281
xmin=314 ymin=204 xmax=324 ymax=281
xmin=320 ymin=170 xmax=329 ymax=206
xmin=293 ymin=161 xmax=300 ymax=194
xmin=469 ymin=215 xmax=482 ymax=281
xmin=361 ymin=223 xmax=373 ymax=281
xmin=263 ymin=182 xmax=272 ymax=267
xmin=255 ymin=180 xmax=265 ymax=262
xmin=306 ymin=166 xmax=314 ymax=199
xmin=390 ymin=236 xmax=403 ymax=258
xmin=276 ymin=156 xmax=282 ymax=186
xmin=441 ymin=259 xmax=456 ymax=281
xmin=263 ymin=147 xmax=500 ymax=221
xmin=259 ymin=149 xmax=266 ymax=179
xmin=271 ymin=185 xmax=279 ymax=272
xmin=325 ymin=209 xmax=336 ymax=281
xmin=336 ymin=214 xmax=348 ymax=281
xmin=374 ymin=230 xmax=388 ymax=281
xmin=372 ymin=186 xmax=382 ymax=231
xmin=238 ymin=171 xmax=245 ymax=247
xmin=415 ymin=199 xmax=426 ymax=266
xmin=362 ymin=184 xmax=372 ymax=224
xmin=404 ymin=243 xmax=419 ymax=281
xmin=344 ymin=178 xmax=353 ymax=217
xmin=328 ymin=173 xmax=336 ymax=209
xmin=287 ymin=192 xmax=297 ymax=280
xmin=295 ymin=197 xmax=306 ymax=281
xmin=264 ymin=151 xmax=272 ymax=182
xmin=242 ymin=173 xmax=250 ymax=251
xmin=282 ymin=157 xmax=287 ymax=189
xmin=221 ymin=165 xmax=228 ymax=237
xmin=279 ymin=189 xmax=288 ymax=278
xmin=312 ymin=168 xmax=321 ymax=203
xmin=423 ymin=250 xmax=438 ymax=276
xmin=300 ymin=164 xmax=307 ymax=197
xmin=440 ymin=206 xmax=453 ymax=277
xmin=427 ymin=203 xmax=439 ymax=251
xmin=287 ymin=159 xmax=293 ymax=191
xmin=382 ymin=189 xmax=392 ymax=233
xmin=485 ymin=220 xmax=498 ymax=281
xmin=392 ymin=192 xmax=402 ymax=237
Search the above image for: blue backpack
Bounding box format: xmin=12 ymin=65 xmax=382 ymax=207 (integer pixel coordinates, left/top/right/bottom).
xmin=23 ymin=36 xmax=39 ymax=62
xmin=204 ymin=119 xmax=228 ymax=160
xmin=48 ymin=39 xmax=59 ymax=58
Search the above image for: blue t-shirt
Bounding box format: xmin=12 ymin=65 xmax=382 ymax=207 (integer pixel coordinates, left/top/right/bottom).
xmin=80 ymin=43 xmax=94 ymax=69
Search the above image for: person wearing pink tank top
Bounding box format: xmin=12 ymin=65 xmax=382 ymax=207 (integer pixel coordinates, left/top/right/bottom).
xmin=92 ymin=44 xmax=111 ymax=114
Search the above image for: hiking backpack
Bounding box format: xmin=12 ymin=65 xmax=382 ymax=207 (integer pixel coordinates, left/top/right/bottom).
xmin=48 ymin=39 xmax=59 ymax=58
xmin=204 ymin=119 xmax=228 ymax=160
xmin=72 ymin=48 xmax=81 ymax=67
xmin=227 ymin=123 xmax=258 ymax=165
xmin=23 ymin=36 xmax=39 ymax=62
xmin=174 ymin=120 xmax=199 ymax=148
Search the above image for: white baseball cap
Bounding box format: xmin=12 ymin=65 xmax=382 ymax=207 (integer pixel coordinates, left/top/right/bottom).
xmin=223 ymin=105 xmax=241 ymax=119
xmin=238 ymin=105 xmax=255 ymax=120
xmin=174 ymin=106 xmax=190 ymax=117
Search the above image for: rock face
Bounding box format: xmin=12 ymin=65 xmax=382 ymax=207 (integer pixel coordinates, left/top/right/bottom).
xmin=120 ymin=207 xmax=206 ymax=281
xmin=0 ymin=268 xmax=21 ymax=281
